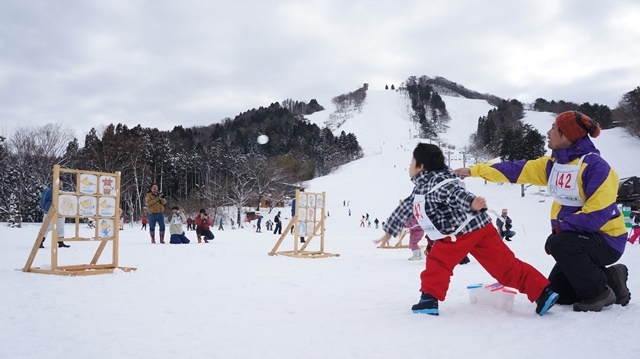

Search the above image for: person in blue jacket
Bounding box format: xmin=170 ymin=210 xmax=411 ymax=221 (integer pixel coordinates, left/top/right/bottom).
xmin=256 ymin=215 xmax=262 ymax=232
xmin=39 ymin=180 xmax=70 ymax=248
xmin=291 ymin=198 xmax=305 ymax=243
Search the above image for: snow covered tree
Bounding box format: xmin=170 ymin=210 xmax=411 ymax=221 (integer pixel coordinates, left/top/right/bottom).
xmin=6 ymin=124 xmax=75 ymax=222
xmin=403 ymin=76 xmax=450 ymax=139
xmin=0 ymin=135 xmax=9 ymax=218
xmin=6 ymin=192 xmax=21 ymax=228
xmin=225 ymin=161 xmax=257 ymax=229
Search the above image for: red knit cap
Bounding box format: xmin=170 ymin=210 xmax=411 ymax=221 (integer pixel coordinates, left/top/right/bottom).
xmin=555 ymin=111 xmax=601 ymax=143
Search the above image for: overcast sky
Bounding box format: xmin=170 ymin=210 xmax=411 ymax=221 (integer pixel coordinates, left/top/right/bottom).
xmin=1 ymin=0 xmax=639 ymax=141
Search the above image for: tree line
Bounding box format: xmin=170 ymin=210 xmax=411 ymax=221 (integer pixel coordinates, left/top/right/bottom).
xmin=532 ymin=98 xmax=614 ymax=129
xmin=470 ymin=86 xmax=640 ymax=162
xmin=2 ymin=81 xmax=639 ymax=225
xmin=0 ymin=102 xmax=362 ymax=225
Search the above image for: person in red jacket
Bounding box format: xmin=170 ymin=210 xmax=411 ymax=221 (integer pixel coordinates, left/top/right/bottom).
xmin=141 ymin=215 xmax=148 ymax=230
xmin=195 ymin=209 xmax=214 ymax=243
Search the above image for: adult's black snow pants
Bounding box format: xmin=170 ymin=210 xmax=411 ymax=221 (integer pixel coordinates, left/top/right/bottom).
xmin=545 ymin=231 xmax=621 ymax=304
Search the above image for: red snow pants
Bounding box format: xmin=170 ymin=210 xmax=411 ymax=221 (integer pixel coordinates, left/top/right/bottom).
xmin=420 ymin=224 xmax=549 ymax=303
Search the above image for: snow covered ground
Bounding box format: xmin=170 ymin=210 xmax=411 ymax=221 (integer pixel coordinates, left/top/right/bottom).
xmin=2 ymin=91 xmax=640 ymax=358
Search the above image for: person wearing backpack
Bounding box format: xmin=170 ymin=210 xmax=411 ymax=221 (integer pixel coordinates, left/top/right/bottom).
xmin=273 ymin=211 xmax=282 ymax=234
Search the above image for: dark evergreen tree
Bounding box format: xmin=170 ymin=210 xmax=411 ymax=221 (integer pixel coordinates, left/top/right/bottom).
xmin=0 ymin=136 xmax=9 ymax=220
xmin=533 ymin=98 xmax=550 ymax=112
xmin=614 ymin=86 xmax=640 ymax=139
xmin=472 ymin=100 xmax=526 ymax=158
xmin=499 ymin=124 xmax=546 ymax=161
xmin=576 ymin=103 xmax=613 ymax=129
xmin=402 ymin=75 xmax=450 ymax=139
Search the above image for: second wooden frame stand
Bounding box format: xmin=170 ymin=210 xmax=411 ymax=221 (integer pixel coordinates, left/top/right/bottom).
xmin=268 ymin=190 xmax=339 ymax=258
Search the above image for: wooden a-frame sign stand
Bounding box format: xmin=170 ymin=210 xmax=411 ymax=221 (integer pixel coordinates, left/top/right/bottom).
xmin=268 ymin=190 xmax=339 ymax=258
xmin=377 ymin=229 xmax=411 ymax=249
xmin=23 ymin=165 xmax=136 ymax=276
xmin=378 ymin=199 xmax=411 ymax=249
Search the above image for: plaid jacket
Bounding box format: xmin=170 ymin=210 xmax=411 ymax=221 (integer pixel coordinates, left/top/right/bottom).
xmin=383 ymin=168 xmax=491 ymax=238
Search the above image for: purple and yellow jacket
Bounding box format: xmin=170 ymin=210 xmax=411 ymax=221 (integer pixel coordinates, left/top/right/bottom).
xmin=470 ymin=136 xmax=627 ymax=254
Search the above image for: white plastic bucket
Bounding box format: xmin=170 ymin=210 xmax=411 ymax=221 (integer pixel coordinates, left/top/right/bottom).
xmin=467 ymin=282 xmax=517 ymax=312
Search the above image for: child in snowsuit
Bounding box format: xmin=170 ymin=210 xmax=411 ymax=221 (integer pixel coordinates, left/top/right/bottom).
xmin=406 ymin=216 xmax=424 ymax=260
